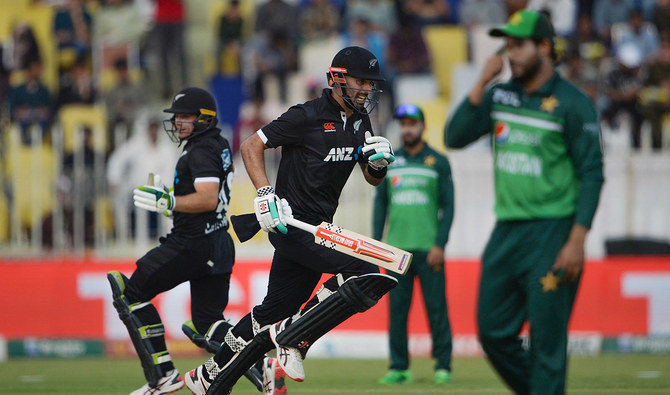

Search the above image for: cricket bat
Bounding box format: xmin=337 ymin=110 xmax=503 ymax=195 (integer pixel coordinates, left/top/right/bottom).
xmin=230 ymin=214 xmax=412 ymax=275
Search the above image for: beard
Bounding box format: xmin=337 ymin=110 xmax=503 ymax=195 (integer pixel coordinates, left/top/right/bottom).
xmin=403 ymin=133 xmax=422 ymax=148
xmin=511 ymin=53 xmax=542 ymax=85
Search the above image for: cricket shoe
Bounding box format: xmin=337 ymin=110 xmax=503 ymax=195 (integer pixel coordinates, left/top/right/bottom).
xmin=130 ymin=369 xmax=184 ymax=394
xmin=269 ymin=321 xmax=305 ymax=382
xmin=262 ymin=357 xmax=287 ymax=395
xmin=185 ymin=357 xmax=220 ymax=395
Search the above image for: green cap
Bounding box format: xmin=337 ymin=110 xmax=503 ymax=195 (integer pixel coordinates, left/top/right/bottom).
xmin=489 ymin=10 xmax=554 ymax=40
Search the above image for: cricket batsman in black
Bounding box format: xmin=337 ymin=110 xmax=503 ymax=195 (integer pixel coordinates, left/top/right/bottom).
xmin=107 ymin=87 xmax=262 ymax=394
xmin=184 ymin=46 xmax=399 ymax=395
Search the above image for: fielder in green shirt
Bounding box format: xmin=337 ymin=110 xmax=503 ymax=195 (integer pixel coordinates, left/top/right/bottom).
xmin=444 ymin=10 xmax=604 ymax=395
xmin=374 ymin=103 xmax=454 ymax=385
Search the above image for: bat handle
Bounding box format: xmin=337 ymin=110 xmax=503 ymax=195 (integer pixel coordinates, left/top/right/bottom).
xmin=286 ymin=217 xmax=317 ymax=235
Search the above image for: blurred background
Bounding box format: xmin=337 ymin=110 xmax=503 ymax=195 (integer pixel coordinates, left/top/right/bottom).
xmin=0 ymin=0 xmax=669 ymax=363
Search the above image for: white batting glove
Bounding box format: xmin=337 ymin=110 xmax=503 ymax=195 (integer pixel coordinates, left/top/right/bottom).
xmin=362 ymin=131 xmax=395 ymax=169
xmin=133 ymin=173 xmax=175 ymax=215
xmin=254 ymin=186 xmax=292 ymax=234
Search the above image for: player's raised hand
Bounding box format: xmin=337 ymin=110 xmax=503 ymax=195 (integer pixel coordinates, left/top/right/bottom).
xmin=363 ymin=131 xmax=395 ymax=169
xmin=254 ymin=186 xmax=292 ymax=234
xmin=133 ymin=173 xmax=175 ymax=215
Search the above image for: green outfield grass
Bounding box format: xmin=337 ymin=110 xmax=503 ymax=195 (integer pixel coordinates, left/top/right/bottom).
xmin=1 ymin=355 xmax=669 ymax=394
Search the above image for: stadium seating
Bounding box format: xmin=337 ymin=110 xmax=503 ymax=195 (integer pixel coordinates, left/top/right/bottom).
xmin=58 ymin=104 xmax=108 ymax=153
xmin=422 ymin=25 xmax=467 ymax=101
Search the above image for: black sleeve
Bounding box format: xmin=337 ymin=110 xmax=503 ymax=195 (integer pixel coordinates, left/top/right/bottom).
xmin=189 ymin=144 xmax=223 ymax=180
xmin=260 ymin=105 xmax=308 ymax=148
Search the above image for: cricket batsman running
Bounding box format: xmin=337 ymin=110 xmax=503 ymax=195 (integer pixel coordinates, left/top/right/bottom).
xmin=184 ymin=46 xmax=398 ymax=395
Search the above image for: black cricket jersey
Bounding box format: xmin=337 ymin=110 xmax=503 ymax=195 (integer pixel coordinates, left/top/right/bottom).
xmin=259 ymin=88 xmax=372 ymax=224
xmin=172 ymin=128 xmax=234 ymax=238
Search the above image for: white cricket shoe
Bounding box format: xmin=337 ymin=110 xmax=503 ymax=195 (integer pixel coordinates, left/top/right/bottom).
xmin=262 ymin=357 xmax=287 ymax=395
xmin=185 ymin=357 xmax=219 ymax=395
xmin=269 ymin=322 xmax=305 ymax=382
xmin=130 ymin=369 xmax=184 ymax=395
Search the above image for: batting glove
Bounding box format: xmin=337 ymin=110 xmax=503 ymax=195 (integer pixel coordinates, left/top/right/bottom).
xmin=362 ymin=131 xmax=395 ymax=170
xmin=254 ymin=186 xmax=292 ymax=234
xmin=134 ymin=173 xmax=175 ymax=215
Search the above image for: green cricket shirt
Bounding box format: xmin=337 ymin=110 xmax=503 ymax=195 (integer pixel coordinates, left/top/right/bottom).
xmin=373 ymin=144 xmax=454 ymax=251
xmin=445 ymin=73 xmax=604 ymax=228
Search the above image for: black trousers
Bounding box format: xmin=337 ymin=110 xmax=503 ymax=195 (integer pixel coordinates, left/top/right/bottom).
xmin=125 ymin=230 xmax=235 ymax=335
xmin=244 ymin=226 xmax=378 ymax=333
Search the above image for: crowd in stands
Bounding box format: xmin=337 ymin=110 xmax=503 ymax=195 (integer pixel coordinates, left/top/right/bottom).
xmin=1 ymin=0 xmax=670 ymax=249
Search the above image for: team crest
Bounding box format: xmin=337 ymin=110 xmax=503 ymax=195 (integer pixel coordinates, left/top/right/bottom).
xmin=354 ymin=120 xmax=362 ymax=133
xmin=540 ymin=271 xmax=560 ymax=292
xmin=369 ymin=59 xmax=378 ymax=69
xmin=221 ymin=149 xmax=232 ymax=171
xmin=424 ymin=155 xmax=436 ymax=166
xmin=541 ymin=96 xmax=559 ymax=113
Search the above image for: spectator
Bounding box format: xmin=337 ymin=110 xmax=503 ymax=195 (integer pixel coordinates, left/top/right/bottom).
xmin=255 ymin=0 xmax=298 ymax=41
xmin=614 ymin=8 xmax=660 ymax=62
xmin=11 ymin=23 xmax=41 ymax=72
xmin=593 ymin=0 xmax=634 ymax=43
xmin=402 ymin=0 xmax=454 ymax=27
xmin=386 ymin=16 xmax=430 ymax=75
xmin=527 ymin=0 xmax=578 ymax=37
xmin=299 ymin=0 xmax=341 ymax=42
xmin=0 ymin=47 xmax=9 ymax=111
xmin=561 ymin=49 xmax=600 ymax=103
xmin=106 ymin=117 xmax=177 ymax=239
xmin=568 ymin=12 xmax=608 ymax=63
xmin=104 ymin=58 xmax=148 ymax=151
xmin=638 ymin=32 xmax=670 ymax=150
xmin=242 ymin=31 xmax=295 ymax=104
xmin=246 ymin=0 xmax=299 ymax=103
xmin=53 ymin=0 xmax=92 ymax=68
xmin=57 ymin=56 xmax=96 ymax=107
xmin=151 ymin=0 xmax=188 ymax=99
xmin=345 ymin=0 xmax=397 ymax=35
xmin=216 ymin=0 xmax=244 ymax=76
xmin=384 ymin=14 xmax=430 ymax=110
xmin=232 ymin=99 xmax=267 ymax=155
xmin=652 ymin=0 xmax=670 ymax=35
xmin=340 ymin=17 xmax=387 ymax=69
xmin=459 ymin=0 xmax=508 ymax=30
xmin=92 ymin=0 xmax=148 ymax=48
xmin=601 ymin=42 xmax=645 ymax=148
xmin=8 ymin=59 xmax=54 ymax=145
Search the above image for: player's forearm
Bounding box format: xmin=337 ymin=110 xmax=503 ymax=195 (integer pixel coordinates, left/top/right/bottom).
xmin=444 ymin=98 xmax=489 ymax=148
xmin=174 ymin=182 xmax=219 ymax=213
xmin=241 ymin=133 xmax=271 ymax=190
xmin=174 ymin=194 xmax=216 ymax=213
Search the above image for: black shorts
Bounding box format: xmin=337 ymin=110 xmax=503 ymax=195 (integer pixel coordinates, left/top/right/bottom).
xmin=251 ymin=226 xmax=378 ymax=326
xmin=125 ymin=230 xmax=235 ymax=334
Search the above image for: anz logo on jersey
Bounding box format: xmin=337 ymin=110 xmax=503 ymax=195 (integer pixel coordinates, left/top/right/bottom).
xmin=323 ymin=145 xmax=363 ymax=162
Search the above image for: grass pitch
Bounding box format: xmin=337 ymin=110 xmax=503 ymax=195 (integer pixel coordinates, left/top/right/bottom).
xmin=1 ymin=355 xmax=669 ymax=394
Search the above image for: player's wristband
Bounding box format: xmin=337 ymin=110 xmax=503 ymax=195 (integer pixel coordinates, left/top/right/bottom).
xmin=367 ymin=163 xmax=387 ymax=179
xmin=257 ymin=186 xmax=275 ymax=197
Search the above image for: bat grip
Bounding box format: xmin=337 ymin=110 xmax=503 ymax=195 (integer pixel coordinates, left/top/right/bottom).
xmin=286 ymin=217 xmax=317 ymax=235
